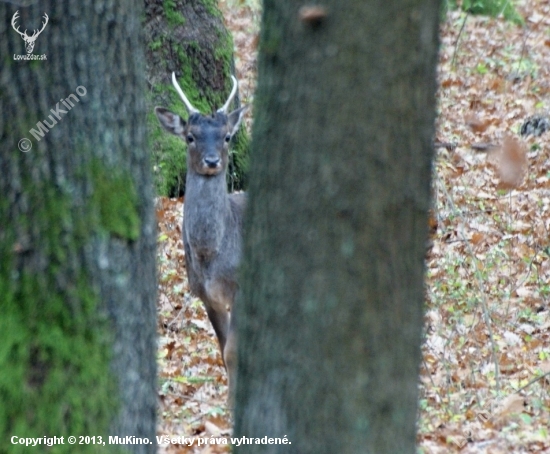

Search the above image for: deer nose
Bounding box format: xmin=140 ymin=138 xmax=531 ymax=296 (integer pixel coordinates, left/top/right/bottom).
xmin=204 ymin=156 xmax=221 ymax=168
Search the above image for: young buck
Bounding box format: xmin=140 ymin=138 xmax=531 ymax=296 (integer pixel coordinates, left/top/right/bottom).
xmin=155 ymin=73 xmax=246 ymax=395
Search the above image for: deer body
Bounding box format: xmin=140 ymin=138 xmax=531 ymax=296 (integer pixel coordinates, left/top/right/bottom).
xmin=155 ymin=74 xmax=246 ymax=395
xmin=183 ymin=170 xmax=245 ymax=350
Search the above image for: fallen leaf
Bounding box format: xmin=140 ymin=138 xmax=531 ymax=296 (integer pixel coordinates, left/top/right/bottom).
xmin=493 ymin=135 xmax=528 ymax=189
xmin=495 ymin=394 xmax=525 ymax=421
xmin=465 ymin=113 xmax=491 ymax=133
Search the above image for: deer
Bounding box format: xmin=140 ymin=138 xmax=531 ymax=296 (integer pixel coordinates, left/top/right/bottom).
xmin=11 ymin=11 xmax=49 ymax=54
xmin=155 ymin=73 xmax=247 ymax=398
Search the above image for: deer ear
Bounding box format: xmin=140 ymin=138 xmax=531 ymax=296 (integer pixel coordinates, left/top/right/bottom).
xmin=227 ymin=106 xmax=248 ymax=137
xmin=155 ymin=107 xmax=186 ymax=137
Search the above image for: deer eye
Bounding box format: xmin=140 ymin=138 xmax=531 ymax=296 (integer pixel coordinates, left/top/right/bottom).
xmin=224 ymin=134 xmax=231 ymax=143
xmin=186 ymin=134 xmax=194 ymax=144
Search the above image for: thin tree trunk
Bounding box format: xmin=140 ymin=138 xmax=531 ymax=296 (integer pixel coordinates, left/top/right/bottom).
xmin=235 ymin=0 xmax=440 ymax=452
xmin=0 ymin=2 xmax=156 ymax=452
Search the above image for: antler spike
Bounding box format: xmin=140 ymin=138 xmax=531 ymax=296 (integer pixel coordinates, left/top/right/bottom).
xmin=217 ymin=76 xmax=238 ymax=114
xmin=37 ymin=13 xmax=49 ymax=35
xmin=171 ymin=72 xmax=199 ymax=115
xmin=11 ymin=11 xmax=26 ymax=37
xmin=28 ymin=13 xmax=48 ymax=40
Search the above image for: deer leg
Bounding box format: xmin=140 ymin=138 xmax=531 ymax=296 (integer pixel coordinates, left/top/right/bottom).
xmin=224 ymin=308 xmax=237 ymax=406
xmin=204 ymin=298 xmax=236 ymax=406
xmin=203 ymin=304 xmax=230 ymax=359
xmin=203 ymin=280 xmax=236 ymax=404
xmin=203 ymin=279 xmax=234 ymax=355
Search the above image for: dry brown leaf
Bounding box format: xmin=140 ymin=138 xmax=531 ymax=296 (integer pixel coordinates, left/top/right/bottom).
xmin=465 ymin=113 xmax=491 ymax=133
xmin=493 ymin=135 xmax=528 ymax=189
xmin=204 ymin=420 xmax=223 ymax=437
xmin=471 ymin=232 xmax=485 ymax=245
xmin=494 ymin=394 xmax=525 ymax=422
xmin=428 ymin=210 xmax=438 ymax=235
xmin=488 ymin=77 xmax=505 ymax=93
xmin=440 ymin=77 xmax=462 ymax=88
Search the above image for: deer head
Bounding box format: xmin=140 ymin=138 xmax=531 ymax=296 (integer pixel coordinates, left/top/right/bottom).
xmin=12 ymin=11 xmax=49 ymax=54
xmin=155 ymin=73 xmax=246 ymax=177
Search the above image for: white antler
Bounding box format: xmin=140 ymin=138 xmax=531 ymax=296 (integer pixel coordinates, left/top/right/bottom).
xmin=11 ymin=11 xmax=26 ymax=38
xmin=30 ymin=13 xmax=49 ymax=40
xmin=217 ymin=76 xmax=238 ymax=114
xmin=172 ymin=72 xmax=199 ymax=115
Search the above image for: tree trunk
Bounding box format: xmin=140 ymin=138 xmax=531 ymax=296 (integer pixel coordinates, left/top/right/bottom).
xmin=235 ymin=0 xmax=440 ymax=453
xmin=0 ymin=2 xmax=156 ymax=453
xmin=144 ymin=0 xmax=249 ymax=196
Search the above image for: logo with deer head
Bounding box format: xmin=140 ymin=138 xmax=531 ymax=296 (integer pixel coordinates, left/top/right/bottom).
xmin=11 ymin=11 xmax=48 ymax=54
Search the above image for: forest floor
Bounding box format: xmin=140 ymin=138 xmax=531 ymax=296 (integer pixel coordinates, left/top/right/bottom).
xmin=155 ymin=1 xmax=550 ymax=452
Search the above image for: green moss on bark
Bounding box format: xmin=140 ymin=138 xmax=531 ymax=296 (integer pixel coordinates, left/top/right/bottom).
xmin=0 ymin=180 xmax=118 ymax=453
xmin=164 ymin=0 xmax=186 ymax=27
xmin=228 ymin=128 xmax=250 ymax=190
xmin=203 ymin=0 xmax=224 ymax=18
xmin=90 ymin=159 xmax=141 ymax=240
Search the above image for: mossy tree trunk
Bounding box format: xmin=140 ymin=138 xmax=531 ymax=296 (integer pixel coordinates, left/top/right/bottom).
xmin=0 ymin=2 xmax=156 ymax=453
xmin=144 ymin=0 xmax=249 ymax=196
xmin=235 ymin=0 xmax=440 ymax=452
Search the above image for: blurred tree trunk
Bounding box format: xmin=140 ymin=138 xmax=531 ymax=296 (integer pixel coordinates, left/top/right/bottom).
xmin=0 ymin=2 xmax=156 ymax=453
xmin=235 ymin=0 xmax=440 ymax=452
xmin=144 ymin=0 xmax=249 ymax=196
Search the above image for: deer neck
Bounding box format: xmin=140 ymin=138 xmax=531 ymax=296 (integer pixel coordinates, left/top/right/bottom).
xmin=184 ymin=170 xmax=230 ymax=258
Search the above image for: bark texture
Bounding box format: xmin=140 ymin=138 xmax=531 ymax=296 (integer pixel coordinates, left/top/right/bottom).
xmin=144 ymin=0 xmax=249 ymax=196
xmin=235 ymin=0 xmax=440 ymax=452
xmin=0 ymin=2 xmax=156 ymax=452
